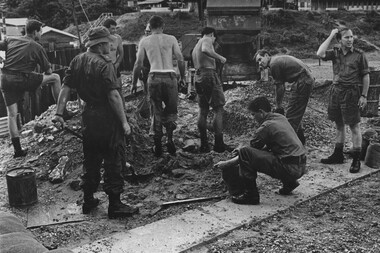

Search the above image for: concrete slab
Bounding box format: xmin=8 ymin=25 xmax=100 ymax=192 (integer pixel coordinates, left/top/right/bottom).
xmin=73 ymin=164 xmax=379 ymax=253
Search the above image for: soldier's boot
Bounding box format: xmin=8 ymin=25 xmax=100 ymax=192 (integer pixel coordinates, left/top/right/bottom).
xmin=213 ymin=134 xmax=233 ymax=153
xmin=108 ymin=193 xmax=139 ymax=219
xmin=349 ymin=151 xmax=361 ymax=173
xmin=320 ymin=145 xmax=344 ymax=164
xmin=278 ymin=180 xmax=300 ymax=195
xmin=231 ymin=178 xmax=260 ymax=205
xmin=199 ymin=130 xmax=210 ymax=153
xmin=82 ymin=191 xmax=100 ymax=214
xmin=12 ymin=137 xmax=27 ymax=158
xmin=165 ymin=122 xmax=176 ymax=155
xmin=152 ymin=136 xmax=162 ymax=157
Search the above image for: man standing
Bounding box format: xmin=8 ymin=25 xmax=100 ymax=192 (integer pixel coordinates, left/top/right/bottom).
xmin=254 ymin=50 xmax=314 ymax=145
xmin=53 ymin=27 xmax=138 ymax=218
xmin=132 ymin=15 xmax=185 ymax=157
xmin=103 ymin=19 xmax=124 ymax=89
xmin=0 ymin=19 xmax=61 ymax=158
xmin=214 ymin=96 xmax=306 ymax=205
xmin=192 ymin=27 xmax=228 ymax=153
xmin=317 ymin=28 xmax=369 ymax=173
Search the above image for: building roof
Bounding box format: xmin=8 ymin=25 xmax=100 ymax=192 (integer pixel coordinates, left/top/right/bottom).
xmin=42 ymin=26 xmax=78 ymax=39
xmin=0 ymin=18 xmax=28 ymax=27
xmin=137 ymin=0 xmax=165 ymax=6
xmin=207 ymin=0 xmax=261 ymax=9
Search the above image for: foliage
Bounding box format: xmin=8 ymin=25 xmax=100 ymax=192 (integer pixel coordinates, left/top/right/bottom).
xmin=2 ymin=0 xmax=131 ymax=29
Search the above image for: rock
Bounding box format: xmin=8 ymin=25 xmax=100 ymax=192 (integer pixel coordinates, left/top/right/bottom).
xmin=182 ymin=139 xmax=196 ymax=152
xmin=175 ymin=194 xmax=188 ymax=200
xmin=46 ymin=136 xmax=54 ymax=141
xmin=49 ymin=156 xmax=71 ymax=184
xmin=21 ymin=130 xmax=33 ymax=137
xmin=34 ymin=123 xmax=45 ymax=133
xmin=182 ymin=139 xmax=200 ymax=152
xmin=69 ymin=179 xmax=81 ymax=191
xmin=172 ymin=169 xmax=187 ymax=178
xmin=314 ymin=210 xmax=325 ymax=217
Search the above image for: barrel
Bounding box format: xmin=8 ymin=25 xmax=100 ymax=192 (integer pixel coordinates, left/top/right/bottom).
xmin=364 ymin=143 xmax=380 ymax=169
xmin=6 ymin=167 xmax=38 ymax=207
xmin=360 ymin=67 xmax=380 ymax=117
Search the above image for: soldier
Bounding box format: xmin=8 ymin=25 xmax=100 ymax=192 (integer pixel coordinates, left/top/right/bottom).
xmin=103 ymin=18 xmax=124 ymax=89
xmin=192 ymin=27 xmax=229 ymax=153
xmin=254 ymin=50 xmax=314 ymax=145
xmin=215 ymin=96 xmax=306 ymax=205
xmin=317 ymin=27 xmax=369 ymax=173
xmin=53 ymin=27 xmax=138 ymax=218
xmin=132 ymin=15 xmax=185 ymax=157
xmin=0 ymin=19 xmax=61 ymax=158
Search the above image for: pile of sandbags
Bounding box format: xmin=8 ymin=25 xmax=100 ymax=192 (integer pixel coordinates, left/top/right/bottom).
xmin=0 ymin=211 xmax=73 ymax=253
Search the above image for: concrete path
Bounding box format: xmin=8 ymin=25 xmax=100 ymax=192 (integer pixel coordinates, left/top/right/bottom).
xmin=72 ymin=164 xmax=379 ymax=253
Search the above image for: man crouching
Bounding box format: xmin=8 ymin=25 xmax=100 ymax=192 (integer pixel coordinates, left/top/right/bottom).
xmin=214 ymin=96 xmax=307 ymax=204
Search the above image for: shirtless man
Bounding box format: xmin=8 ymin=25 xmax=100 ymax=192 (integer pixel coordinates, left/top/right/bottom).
xmin=103 ymin=19 xmax=124 ymax=88
xmin=192 ymin=27 xmax=228 ymax=153
xmin=132 ymin=15 xmax=185 ymax=157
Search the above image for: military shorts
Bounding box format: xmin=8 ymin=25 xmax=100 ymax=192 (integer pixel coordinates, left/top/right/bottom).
xmin=194 ymin=68 xmax=225 ymax=109
xmin=327 ymin=84 xmax=361 ymax=125
xmin=0 ymin=70 xmax=43 ymax=106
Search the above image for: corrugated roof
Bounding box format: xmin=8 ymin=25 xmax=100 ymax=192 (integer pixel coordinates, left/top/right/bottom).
xmin=0 ymin=18 xmax=28 ymax=27
xmin=207 ymin=0 xmax=261 ymax=8
xmin=137 ymin=0 xmax=165 ymax=5
xmin=42 ymin=26 xmax=78 ymax=39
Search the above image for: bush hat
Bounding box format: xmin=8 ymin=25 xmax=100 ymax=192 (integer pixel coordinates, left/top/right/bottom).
xmin=85 ymin=26 xmax=113 ymax=47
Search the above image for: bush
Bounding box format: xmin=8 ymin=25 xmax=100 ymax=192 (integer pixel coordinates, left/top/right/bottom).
xmin=354 ymin=38 xmax=377 ymax=52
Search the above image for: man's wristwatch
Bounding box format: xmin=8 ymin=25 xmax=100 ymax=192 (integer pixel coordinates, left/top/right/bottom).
xmin=361 ymin=94 xmax=367 ymax=99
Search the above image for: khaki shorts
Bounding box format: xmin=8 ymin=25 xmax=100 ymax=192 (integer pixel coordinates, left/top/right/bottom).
xmin=195 ymin=69 xmax=225 ymax=109
xmin=0 ymin=70 xmax=43 ymax=106
xmin=328 ymin=84 xmax=361 ymax=125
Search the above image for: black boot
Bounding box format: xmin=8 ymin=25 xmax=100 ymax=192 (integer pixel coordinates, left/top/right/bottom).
xmin=349 ymin=151 xmax=361 ymax=173
xmin=152 ymin=137 xmax=162 ymax=157
xmin=278 ymin=180 xmax=300 ymax=195
xmin=199 ymin=130 xmax=210 ymax=153
xmin=82 ymin=192 xmax=100 ymax=214
xmin=231 ymin=179 xmax=260 ymax=205
xmin=11 ymin=137 xmax=27 ymax=158
xmin=321 ymin=145 xmax=344 ymax=164
xmin=213 ymin=134 xmax=233 ymax=153
xmin=108 ymin=193 xmax=139 ymax=219
xmin=165 ymin=122 xmax=176 ymax=155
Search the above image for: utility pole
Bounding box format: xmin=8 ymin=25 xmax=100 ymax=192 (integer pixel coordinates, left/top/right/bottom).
xmin=1 ymin=12 xmax=5 ymax=41
xmin=72 ymin=0 xmax=83 ymax=48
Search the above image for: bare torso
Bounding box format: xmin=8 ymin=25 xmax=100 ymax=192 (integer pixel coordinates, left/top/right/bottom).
xmin=108 ymin=34 xmax=122 ymax=64
xmin=139 ymin=33 xmax=182 ymax=72
xmin=192 ymin=37 xmax=216 ymax=70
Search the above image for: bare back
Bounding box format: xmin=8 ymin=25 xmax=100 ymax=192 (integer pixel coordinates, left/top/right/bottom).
xmin=192 ymin=37 xmax=216 ymax=70
xmin=139 ymin=33 xmax=183 ymax=72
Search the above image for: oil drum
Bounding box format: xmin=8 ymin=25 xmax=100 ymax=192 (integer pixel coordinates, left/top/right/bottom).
xmin=6 ymin=167 xmax=38 ymax=207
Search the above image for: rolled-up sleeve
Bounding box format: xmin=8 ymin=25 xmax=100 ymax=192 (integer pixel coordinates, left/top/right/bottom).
xmin=359 ymin=53 xmax=369 ymax=76
xmin=101 ymin=62 xmax=119 ymax=91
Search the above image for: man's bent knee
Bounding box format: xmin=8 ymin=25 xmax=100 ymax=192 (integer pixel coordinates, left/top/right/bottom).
xmin=42 ymin=73 xmax=60 ymax=85
xmin=349 ymin=123 xmax=361 ymax=134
